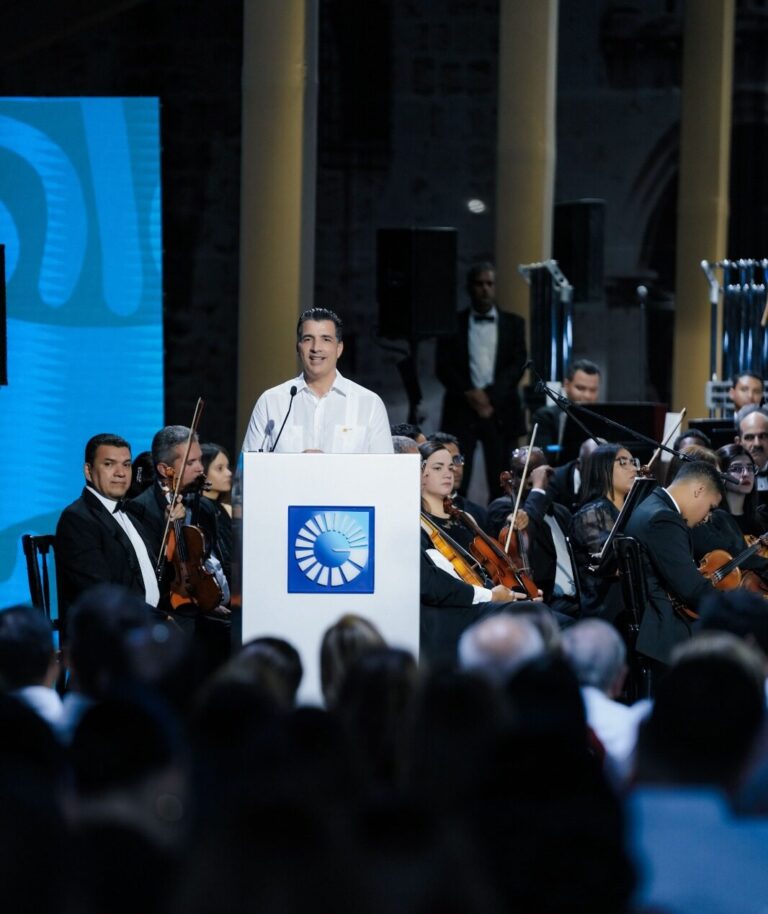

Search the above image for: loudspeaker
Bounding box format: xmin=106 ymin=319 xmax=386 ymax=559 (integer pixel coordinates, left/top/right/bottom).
xmin=376 ymin=227 xmax=457 ymax=339
xmin=553 ymin=199 xmax=605 ymax=303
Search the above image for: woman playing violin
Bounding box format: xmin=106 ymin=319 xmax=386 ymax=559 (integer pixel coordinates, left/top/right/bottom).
xmin=569 ymin=443 xmax=638 ymax=620
xmin=420 ymin=441 xmax=478 ymax=552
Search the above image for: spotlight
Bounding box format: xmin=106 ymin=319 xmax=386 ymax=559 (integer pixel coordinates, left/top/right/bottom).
xmin=467 ymin=198 xmax=486 ymax=214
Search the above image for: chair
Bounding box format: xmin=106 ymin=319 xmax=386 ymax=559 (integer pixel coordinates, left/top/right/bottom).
xmin=21 ymin=534 xmax=59 ymax=632
xmin=613 ymin=535 xmax=653 ymax=701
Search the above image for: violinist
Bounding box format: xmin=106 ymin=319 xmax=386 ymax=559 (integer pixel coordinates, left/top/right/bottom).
xmin=126 ymin=425 xmax=229 ymax=617
xmin=201 ymin=442 xmax=234 ymax=587
xmin=56 ymin=433 xmax=160 ymax=617
xmin=569 ymin=444 xmax=638 ymax=622
xmin=488 ymin=446 xmax=580 ymax=621
xmin=426 ymin=432 xmax=489 ymax=533
xmin=418 ymin=441 xmax=537 ymax=665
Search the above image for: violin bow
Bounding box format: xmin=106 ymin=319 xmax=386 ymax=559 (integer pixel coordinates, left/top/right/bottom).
xmin=155 ymin=397 xmax=206 ymax=574
xmin=645 ymin=407 xmax=686 ymax=474
xmin=504 ymin=423 xmax=538 ymax=553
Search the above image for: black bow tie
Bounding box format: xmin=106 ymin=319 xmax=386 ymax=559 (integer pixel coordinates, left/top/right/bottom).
xmin=113 ymin=498 xmax=128 ymax=513
xmin=472 ymin=312 xmax=495 ymax=323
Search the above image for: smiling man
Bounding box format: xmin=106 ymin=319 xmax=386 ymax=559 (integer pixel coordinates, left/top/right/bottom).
xmin=242 ymin=308 xmax=393 ymax=454
xmin=56 ymin=433 xmax=160 ymax=615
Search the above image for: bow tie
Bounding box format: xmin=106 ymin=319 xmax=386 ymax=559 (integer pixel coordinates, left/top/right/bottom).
xmin=472 ymin=312 xmax=495 ymax=323
xmin=113 ymin=498 xmax=128 ymax=513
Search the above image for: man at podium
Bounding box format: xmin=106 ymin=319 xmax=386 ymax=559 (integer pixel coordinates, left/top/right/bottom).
xmin=242 ymin=308 xmax=394 ymax=454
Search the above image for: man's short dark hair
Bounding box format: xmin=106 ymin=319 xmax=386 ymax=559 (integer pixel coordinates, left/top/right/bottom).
xmin=85 ymin=434 xmax=131 ymax=465
xmin=0 ymin=606 xmax=54 ymax=689
xmin=466 ymin=261 xmax=495 ymax=289
xmin=672 ymin=428 xmax=711 ymax=450
xmin=566 ymin=359 xmax=601 ymax=380
xmin=670 ymin=459 xmax=724 ymax=495
xmin=428 ymin=431 xmax=460 ymax=450
xmin=731 ymin=370 xmax=763 ymax=388
xmin=296 ymin=308 xmax=343 ymax=342
xmin=391 ymin=422 xmax=422 ymax=439
xmin=151 ymin=425 xmax=196 ymax=468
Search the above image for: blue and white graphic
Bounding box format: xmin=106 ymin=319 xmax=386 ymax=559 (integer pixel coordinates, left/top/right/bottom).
xmin=288 ymin=506 xmax=375 ymax=594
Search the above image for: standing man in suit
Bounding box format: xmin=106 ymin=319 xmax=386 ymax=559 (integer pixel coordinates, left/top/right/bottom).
xmin=436 ymin=262 xmax=527 ymax=498
xmin=531 ymin=359 xmax=602 ymax=461
xmin=624 ymin=460 xmax=722 ymax=671
xmin=56 ymin=433 xmax=160 ymax=618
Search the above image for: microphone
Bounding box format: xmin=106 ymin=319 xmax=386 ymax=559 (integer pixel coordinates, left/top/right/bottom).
xmin=258 ymin=419 xmax=275 ymax=453
xmin=270 ymin=386 xmax=298 ymax=452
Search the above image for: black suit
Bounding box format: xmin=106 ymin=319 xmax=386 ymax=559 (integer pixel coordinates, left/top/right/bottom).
xmin=436 ymin=308 xmax=526 ymax=496
xmin=529 ymin=404 xmax=562 ymax=458
xmin=624 ymin=487 xmax=716 ymax=665
xmin=55 ymin=488 xmax=154 ymax=619
xmin=547 ymin=459 xmax=581 ymax=514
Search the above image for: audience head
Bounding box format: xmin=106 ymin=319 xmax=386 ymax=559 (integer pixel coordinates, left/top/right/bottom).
xmin=697 ymin=589 xmax=768 ymax=665
xmin=458 ymin=614 xmax=545 ymax=684
xmin=0 ymin=605 xmax=56 ymax=691
xmin=392 ymin=435 xmax=420 ymax=454
xmin=579 ymin=443 xmax=637 ymax=506
xmin=466 ymin=261 xmax=496 ymax=313
xmin=729 ymin=370 xmax=764 ymax=410
xmin=391 ymin=422 xmax=426 ymax=444
xmin=66 ymin=584 xmax=150 ymax=698
xmin=666 ymin=459 xmax=724 ymax=527
xmin=636 ymin=636 xmax=765 ymax=789
xmin=561 ymin=619 xmax=627 ymax=698
xmin=736 ymin=406 xmax=768 ymax=469
xmin=83 ymin=433 xmax=133 ymax=501
xmin=563 ymin=359 xmax=601 ymax=403
xmin=320 ymin=614 xmax=386 ymax=708
xmin=212 ymin=637 xmax=303 ymax=711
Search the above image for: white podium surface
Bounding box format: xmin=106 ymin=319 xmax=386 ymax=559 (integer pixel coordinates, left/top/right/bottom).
xmin=235 ymin=453 xmax=421 ymax=705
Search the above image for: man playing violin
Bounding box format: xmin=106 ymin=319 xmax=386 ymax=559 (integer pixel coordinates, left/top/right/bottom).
xmin=127 ymin=425 xmax=230 ymax=618
xmin=56 ymin=433 xmax=160 ymax=618
xmin=624 ymin=460 xmax=723 ymax=668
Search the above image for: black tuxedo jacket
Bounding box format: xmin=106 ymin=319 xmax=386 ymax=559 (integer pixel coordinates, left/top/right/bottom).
xmin=624 ymin=487 xmax=716 ymax=664
xmin=436 ymin=308 xmax=527 ymax=437
xmin=547 ymin=459 xmax=580 ymax=514
xmin=55 ymin=488 xmax=152 ymax=615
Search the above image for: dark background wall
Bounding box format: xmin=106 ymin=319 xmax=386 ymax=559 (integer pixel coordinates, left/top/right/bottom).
xmin=4 ymin=0 xmax=768 ymax=452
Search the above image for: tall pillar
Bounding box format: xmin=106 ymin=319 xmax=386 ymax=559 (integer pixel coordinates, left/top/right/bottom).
xmin=237 ymin=0 xmax=318 ymax=443
xmin=494 ymin=0 xmax=559 ymax=322
xmin=673 ymin=1 xmax=734 ymax=416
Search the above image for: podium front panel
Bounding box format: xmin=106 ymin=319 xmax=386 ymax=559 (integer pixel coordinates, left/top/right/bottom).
xmin=236 ymin=453 xmax=421 ymax=704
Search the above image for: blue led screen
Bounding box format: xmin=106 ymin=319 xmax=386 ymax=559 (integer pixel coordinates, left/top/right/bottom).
xmin=0 ymin=98 xmax=163 ymax=605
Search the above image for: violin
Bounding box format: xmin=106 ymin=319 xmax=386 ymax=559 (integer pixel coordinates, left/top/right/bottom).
xmin=163 ymin=467 xmax=222 ymax=613
xmin=497 ymin=469 xmax=542 ymax=599
xmin=421 ymin=512 xmax=488 ymax=586
xmin=673 ymin=532 xmax=768 ymax=620
xmin=444 ymin=497 xmax=540 ymax=599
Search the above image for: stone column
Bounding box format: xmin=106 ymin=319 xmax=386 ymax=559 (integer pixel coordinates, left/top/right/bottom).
xmin=237 ymin=0 xmax=318 ymax=442
xmin=673 ymin=0 xmax=734 ymax=416
xmin=494 ymin=0 xmax=559 ymax=322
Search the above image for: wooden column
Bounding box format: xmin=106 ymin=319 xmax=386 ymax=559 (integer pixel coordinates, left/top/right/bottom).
xmin=672 ymin=0 xmax=734 ymax=416
xmin=494 ymin=0 xmax=559 ymax=322
xmin=237 ymin=0 xmax=318 ymax=443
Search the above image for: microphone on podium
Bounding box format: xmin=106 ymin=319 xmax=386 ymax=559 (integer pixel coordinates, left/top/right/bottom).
xmin=271 ymin=386 xmax=298 ymax=452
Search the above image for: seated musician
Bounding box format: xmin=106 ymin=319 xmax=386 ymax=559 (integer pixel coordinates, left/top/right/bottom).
xmin=685 ymin=444 xmax=768 ymax=584
xmin=624 ymin=460 xmax=722 ymax=669
xmin=569 ymin=444 xmax=639 ymax=622
xmin=126 ymin=425 xmax=229 ymax=618
xmin=418 ymin=441 xmax=541 ymax=665
xmin=487 ymin=446 xmax=579 ymax=622
xmin=427 ymin=431 xmax=488 ymax=532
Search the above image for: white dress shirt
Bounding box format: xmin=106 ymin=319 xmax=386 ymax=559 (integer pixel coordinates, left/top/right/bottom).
xmin=468 ymin=306 xmax=498 ymax=389
xmin=86 ymin=486 xmax=160 ymax=607
xmin=242 ymin=371 xmax=394 ymax=454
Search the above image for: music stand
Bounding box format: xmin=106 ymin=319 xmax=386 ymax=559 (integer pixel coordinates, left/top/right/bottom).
xmin=558 ymin=402 xmax=667 ymax=465
xmin=589 ymin=476 xmax=657 ymax=572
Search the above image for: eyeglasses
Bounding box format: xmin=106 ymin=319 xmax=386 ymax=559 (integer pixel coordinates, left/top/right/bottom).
xmin=741 ymin=432 xmax=768 ymax=442
xmin=615 ymin=456 xmax=640 ymax=469
xmin=728 ymin=463 xmax=757 ymax=476
xmin=451 ymin=455 xmax=465 ymax=467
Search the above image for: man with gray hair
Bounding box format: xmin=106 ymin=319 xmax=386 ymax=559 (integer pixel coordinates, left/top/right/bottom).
xmin=458 ymin=613 xmax=545 ymax=683
xmin=735 ymin=405 xmax=768 ymax=508
xmin=562 ymin=619 xmax=650 ymax=780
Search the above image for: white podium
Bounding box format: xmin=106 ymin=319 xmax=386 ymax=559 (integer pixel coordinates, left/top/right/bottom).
xmin=232 ymin=453 xmax=421 ymax=704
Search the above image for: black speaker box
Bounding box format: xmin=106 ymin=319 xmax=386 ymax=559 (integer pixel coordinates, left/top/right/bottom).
xmin=553 ymin=199 xmax=605 ymax=303
xmin=376 ymin=227 xmax=457 ymax=339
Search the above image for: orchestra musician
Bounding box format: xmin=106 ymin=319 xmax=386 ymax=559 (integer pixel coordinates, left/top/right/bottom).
xmin=530 ymin=359 xmax=601 ymax=458
xmin=714 ymin=443 xmax=768 ymax=536
xmin=418 ymin=440 xmax=539 ymax=665
xmin=624 ymin=460 xmax=723 ymax=668
xmin=569 ymin=444 xmax=639 ymax=622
